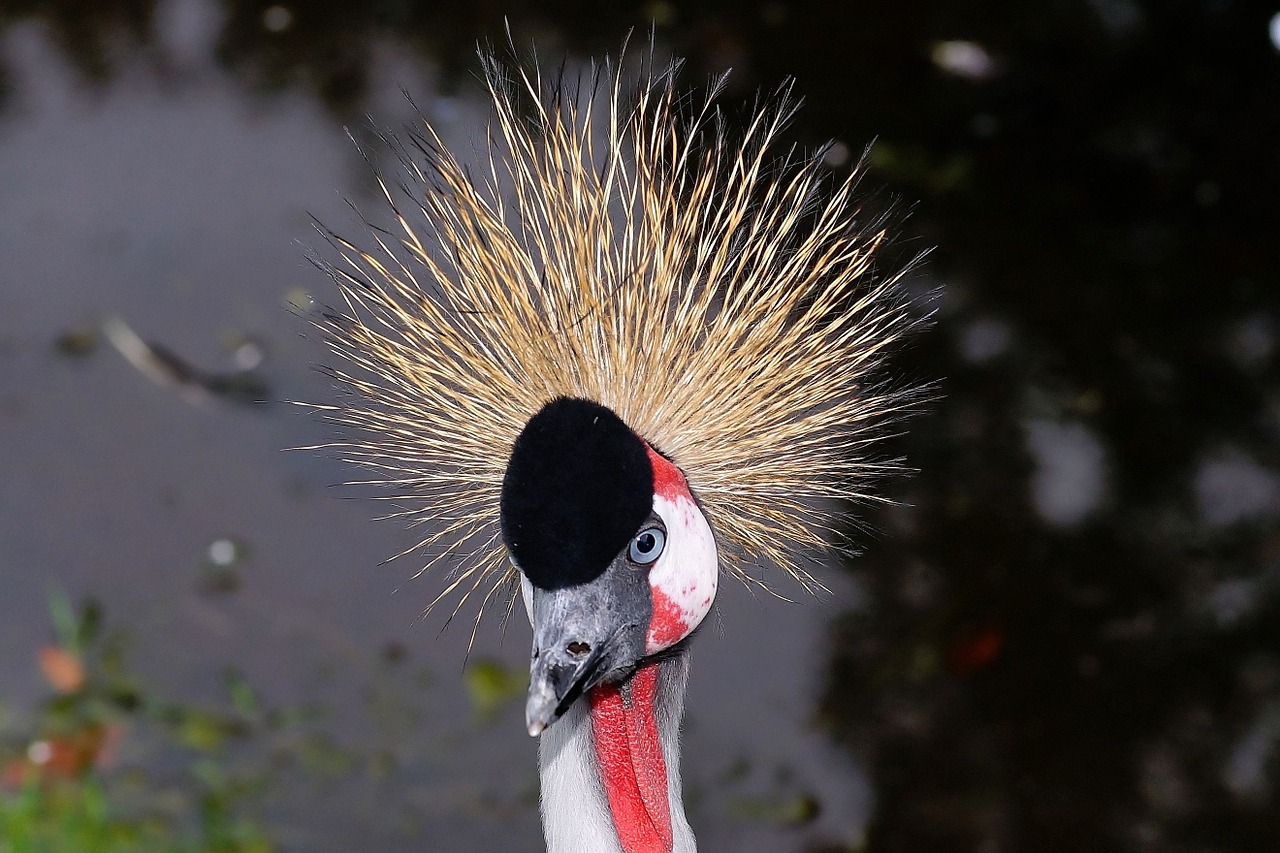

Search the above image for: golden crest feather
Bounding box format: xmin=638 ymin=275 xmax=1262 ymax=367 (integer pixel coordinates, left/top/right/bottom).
xmin=309 ymin=44 xmax=921 ymax=628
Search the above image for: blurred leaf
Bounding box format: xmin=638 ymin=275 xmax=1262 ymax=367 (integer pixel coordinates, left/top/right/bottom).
xmin=728 ymin=791 xmax=821 ymax=826
xmin=162 ymin=706 xmax=247 ymax=753
xmin=191 ymin=756 xmax=226 ymax=789
xmin=464 ymin=658 xmax=525 ymax=721
xmin=296 ymin=733 xmax=355 ymax=777
xmin=38 ymin=646 xmax=86 ymax=694
xmin=47 ymin=590 xmax=81 ymax=655
xmin=224 ymin=671 xmax=259 ymax=717
xmin=867 ymin=142 xmax=972 ymax=193
xmin=77 ymin=600 xmax=103 ymax=650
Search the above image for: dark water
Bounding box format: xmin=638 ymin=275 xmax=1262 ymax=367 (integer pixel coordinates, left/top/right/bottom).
xmin=2 ymin=1 xmax=1277 ymax=851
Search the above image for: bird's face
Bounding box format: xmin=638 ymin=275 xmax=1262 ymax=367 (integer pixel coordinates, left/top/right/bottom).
xmin=500 ymin=397 xmax=718 ymax=735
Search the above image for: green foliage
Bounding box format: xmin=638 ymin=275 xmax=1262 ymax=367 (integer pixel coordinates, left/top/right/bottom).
xmin=0 ymin=774 xmax=274 ymax=853
xmin=0 ymin=594 xmax=279 ymax=852
xmin=463 ymin=658 xmax=526 ymax=723
xmin=1 ymin=777 xmax=162 ymax=852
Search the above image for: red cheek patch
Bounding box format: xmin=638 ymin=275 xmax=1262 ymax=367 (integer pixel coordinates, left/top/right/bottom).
xmin=647 ymin=588 xmax=691 ymax=650
xmin=645 ymin=445 xmax=689 ymax=502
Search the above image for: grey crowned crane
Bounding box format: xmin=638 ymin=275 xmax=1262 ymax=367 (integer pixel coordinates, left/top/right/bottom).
xmin=314 ymin=43 xmax=917 ymax=853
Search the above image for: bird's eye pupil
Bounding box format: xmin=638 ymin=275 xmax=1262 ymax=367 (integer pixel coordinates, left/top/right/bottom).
xmin=629 ymin=526 xmax=665 ymax=565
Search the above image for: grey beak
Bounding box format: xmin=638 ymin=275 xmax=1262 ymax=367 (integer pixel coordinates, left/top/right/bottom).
xmin=525 ymin=638 xmax=604 ymax=736
xmin=523 ymin=562 xmax=650 ymax=737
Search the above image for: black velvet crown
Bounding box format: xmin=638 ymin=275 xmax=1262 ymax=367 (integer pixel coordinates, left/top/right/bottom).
xmin=500 ymin=397 xmax=654 ymax=590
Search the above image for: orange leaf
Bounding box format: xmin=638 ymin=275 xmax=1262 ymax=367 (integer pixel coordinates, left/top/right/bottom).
xmin=38 ymin=645 xmax=86 ymax=693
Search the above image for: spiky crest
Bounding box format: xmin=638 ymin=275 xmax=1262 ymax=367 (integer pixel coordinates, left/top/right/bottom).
xmin=307 ymin=43 xmax=922 ymax=630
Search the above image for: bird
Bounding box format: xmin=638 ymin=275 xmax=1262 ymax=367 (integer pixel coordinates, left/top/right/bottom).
xmin=311 ymin=39 xmax=919 ymax=853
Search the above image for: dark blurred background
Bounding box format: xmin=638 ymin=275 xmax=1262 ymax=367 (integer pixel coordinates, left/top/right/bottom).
xmin=2 ymin=1 xmax=1278 ymax=851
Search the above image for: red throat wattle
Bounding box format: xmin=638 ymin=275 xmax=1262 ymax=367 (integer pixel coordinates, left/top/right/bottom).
xmin=589 ymin=663 xmax=672 ymax=853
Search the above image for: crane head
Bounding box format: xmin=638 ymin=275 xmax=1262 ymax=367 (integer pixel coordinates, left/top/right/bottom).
xmin=502 ymin=397 xmax=718 ymax=736
xmin=314 ymin=50 xmax=921 ymax=741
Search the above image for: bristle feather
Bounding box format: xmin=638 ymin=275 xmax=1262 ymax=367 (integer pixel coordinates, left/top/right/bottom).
xmin=314 ymin=46 xmax=922 ymax=627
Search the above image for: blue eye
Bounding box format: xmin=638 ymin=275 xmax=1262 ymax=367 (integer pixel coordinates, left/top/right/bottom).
xmin=629 ymin=527 xmax=666 ymax=564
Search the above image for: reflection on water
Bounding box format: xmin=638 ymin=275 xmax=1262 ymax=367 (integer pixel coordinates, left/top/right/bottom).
xmin=2 ymin=0 xmax=1277 ymax=850
xmin=808 ymin=2 xmax=1280 ymax=849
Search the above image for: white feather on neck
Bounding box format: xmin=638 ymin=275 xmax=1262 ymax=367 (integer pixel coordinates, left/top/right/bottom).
xmin=536 ymin=652 xmax=697 ymax=853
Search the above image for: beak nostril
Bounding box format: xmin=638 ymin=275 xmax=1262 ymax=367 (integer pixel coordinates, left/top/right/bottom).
xmin=566 ymin=641 xmax=591 ymax=656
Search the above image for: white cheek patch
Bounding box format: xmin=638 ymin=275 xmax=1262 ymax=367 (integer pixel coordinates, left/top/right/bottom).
xmin=645 ymin=492 xmax=718 ymax=654
xmin=519 ymin=570 xmax=535 ymax=626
